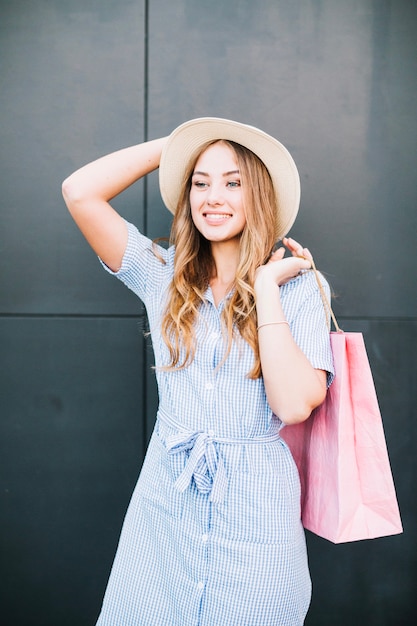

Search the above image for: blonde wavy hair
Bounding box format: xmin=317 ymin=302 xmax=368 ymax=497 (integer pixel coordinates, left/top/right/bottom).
xmin=160 ymin=140 xmax=278 ymax=379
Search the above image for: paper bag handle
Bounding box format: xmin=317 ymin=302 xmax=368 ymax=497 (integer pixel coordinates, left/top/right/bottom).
xmin=309 ymin=257 xmax=342 ymax=333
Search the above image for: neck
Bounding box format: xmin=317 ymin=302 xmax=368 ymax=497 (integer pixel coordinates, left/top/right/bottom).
xmin=210 ymin=240 xmax=240 ymax=286
xmin=211 ymin=241 xmax=239 ymax=276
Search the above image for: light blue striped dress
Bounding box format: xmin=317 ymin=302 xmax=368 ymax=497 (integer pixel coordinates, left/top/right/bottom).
xmin=96 ymin=221 xmax=334 ymax=626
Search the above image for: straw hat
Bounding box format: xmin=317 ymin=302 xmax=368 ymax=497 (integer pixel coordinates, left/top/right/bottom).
xmin=159 ymin=117 xmax=300 ymax=240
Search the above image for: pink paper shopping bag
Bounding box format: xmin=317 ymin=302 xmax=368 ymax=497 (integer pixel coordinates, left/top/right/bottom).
xmin=282 ymin=330 xmax=403 ymax=543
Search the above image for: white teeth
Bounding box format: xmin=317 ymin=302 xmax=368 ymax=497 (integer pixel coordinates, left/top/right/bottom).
xmin=205 ymin=213 xmax=231 ymax=220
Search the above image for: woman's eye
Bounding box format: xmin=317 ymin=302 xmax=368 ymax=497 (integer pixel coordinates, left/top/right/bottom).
xmin=193 ymin=181 xmax=207 ymax=188
xmin=227 ymin=180 xmax=240 ymax=188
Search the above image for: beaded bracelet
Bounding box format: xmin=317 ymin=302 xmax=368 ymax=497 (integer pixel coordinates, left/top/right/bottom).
xmin=257 ymin=321 xmax=290 ymax=331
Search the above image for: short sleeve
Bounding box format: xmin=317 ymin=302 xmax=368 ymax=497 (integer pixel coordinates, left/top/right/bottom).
xmin=99 ymin=219 xmax=174 ymax=304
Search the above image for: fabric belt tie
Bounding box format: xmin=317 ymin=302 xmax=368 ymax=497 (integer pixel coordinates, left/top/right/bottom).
xmin=166 ymin=430 xmax=228 ymax=503
xmin=159 ymin=408 xmax=281 ymax=504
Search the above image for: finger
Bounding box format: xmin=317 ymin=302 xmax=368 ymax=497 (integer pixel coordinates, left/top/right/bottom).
xmin=302 ymin=247 xmax=313 ymax=261
xmin=299 ymin=256 xmax=312 ymax=269
xmin=285 ymin=239 xmax=313 ymax=264
xmin=269 ymin=247 xmax=285 ymax=261
xmin=284 ymin=237 xmax=306 ymax=259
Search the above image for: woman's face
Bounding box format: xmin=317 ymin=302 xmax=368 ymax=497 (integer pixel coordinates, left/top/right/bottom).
xmin=189 ymin=142 xmax=246 ymax=244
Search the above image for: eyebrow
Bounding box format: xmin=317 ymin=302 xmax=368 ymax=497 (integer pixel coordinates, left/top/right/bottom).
xmin=192 ymin=169 xmax=240 ymax=177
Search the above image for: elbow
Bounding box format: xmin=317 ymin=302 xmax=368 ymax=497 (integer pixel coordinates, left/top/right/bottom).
xmin=279 ymin=405 xmax=314 ymax=426
xmin=266 ymin=369 xmax=328 ymax=426
xmin=62 ymin=175 xmax=90 ymax=218
xmin=278 ymin=387 xmax=327 ymax=426
xmin=62 ymin=175 xmax=79 ymax=210
xmin=62 ymin=176 xmax=75 ymax=210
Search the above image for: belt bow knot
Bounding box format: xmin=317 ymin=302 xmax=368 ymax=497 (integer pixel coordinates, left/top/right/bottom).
xmin=165 ymin=430 xmax=228 ymax=504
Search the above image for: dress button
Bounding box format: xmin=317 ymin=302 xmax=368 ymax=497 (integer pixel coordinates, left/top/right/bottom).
xmin=204 ymin=382 xmax=214 ymax=390
xmin=197 ymin=581 xmax=204 ymax=590
xmin=207 ymin=429 xmax=215 ymax=437
xmin=202 ymin=533 xmax=209 ymax=543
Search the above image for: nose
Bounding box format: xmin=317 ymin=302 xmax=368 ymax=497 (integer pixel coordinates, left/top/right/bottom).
xmin=207 ymin=183 xmax=224 ymax=206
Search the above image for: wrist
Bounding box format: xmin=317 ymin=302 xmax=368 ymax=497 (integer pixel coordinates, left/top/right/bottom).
xmin=255 ymin=294 xmax=285 ymax=328
xmin=254 ymin=270 xmax=278 ymax=296
xmin=257 ymin=320 xmax=289 ymax=331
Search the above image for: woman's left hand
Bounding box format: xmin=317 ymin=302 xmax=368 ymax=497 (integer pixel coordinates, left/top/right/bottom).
xmin=254 ymin=237 xmax=312 ymax=289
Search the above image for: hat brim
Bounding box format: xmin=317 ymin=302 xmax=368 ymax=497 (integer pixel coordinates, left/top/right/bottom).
xmin=159 ymin=117 xmax=300 ymax=241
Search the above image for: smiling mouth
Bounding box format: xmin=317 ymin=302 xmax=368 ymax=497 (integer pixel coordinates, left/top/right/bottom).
xmin=203 ymin=212 xmax=232 ymax=220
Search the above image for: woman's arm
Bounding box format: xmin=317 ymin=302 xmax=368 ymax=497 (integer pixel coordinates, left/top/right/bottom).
xmin=254 ymin=238 xmax=327 ymax=425
xmin=62 ymin=137 xmax=168 ymax=271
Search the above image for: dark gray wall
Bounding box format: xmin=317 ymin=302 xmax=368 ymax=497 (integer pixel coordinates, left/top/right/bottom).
xmin=1 ymin=1 xmax=416 ymax=624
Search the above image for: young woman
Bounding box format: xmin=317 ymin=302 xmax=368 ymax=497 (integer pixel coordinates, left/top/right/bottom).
xmin=62 ymin=117 xmax=334 ymax=626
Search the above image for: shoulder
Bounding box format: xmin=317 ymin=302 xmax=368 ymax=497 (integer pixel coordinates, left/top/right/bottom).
xmin=280 ymin=270 xmax=332 ymax=326
xmin=126 ymin=221 xmax=172 ymax=261
xmin=114 ymin=220 xmax=175 ymax=273
xmin=100 ymin=220 xmax=175 ymax=300
xmin=281 ymin=269 xmax=329 ymax=301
